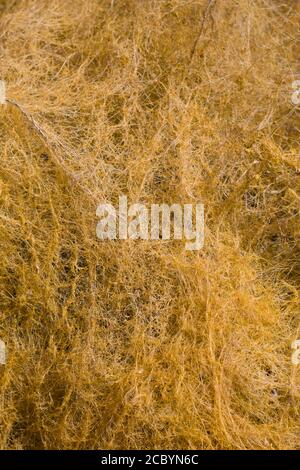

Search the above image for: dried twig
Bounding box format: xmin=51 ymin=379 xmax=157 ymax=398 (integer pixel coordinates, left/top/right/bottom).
xmin=190 ymin=0 xmax=217 ymax=63
xmin=6 ymin=98 xmax=96 ymax=202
